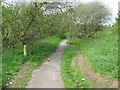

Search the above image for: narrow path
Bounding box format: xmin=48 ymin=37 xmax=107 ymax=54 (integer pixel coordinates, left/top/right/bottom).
xmin=72 ymin=54 xmax=119 ymax=88
xmin=26 ymin=39 xmax=67 ymax=88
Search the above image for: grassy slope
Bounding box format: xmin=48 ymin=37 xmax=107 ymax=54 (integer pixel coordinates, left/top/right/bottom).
xmin=79 ymin=32 xmax=118 ymax=80
xmin=61 ymin=31 xmax=118 ymax=88
xmin=2 ymin=36 xmax=61 ymax=87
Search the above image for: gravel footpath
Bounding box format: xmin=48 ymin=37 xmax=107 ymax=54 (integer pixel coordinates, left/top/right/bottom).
xmin=26 ymin=39 xmax=67 ymax=88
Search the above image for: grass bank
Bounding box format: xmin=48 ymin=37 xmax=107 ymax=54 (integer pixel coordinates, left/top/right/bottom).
xmin=61 ymin=45 xmax=95 ymax=88
xmin=79 ymin=33 xmax=118 ymax=80
xmin=61 ymin=30 xmax=118 ymax=88
xmin=2 ymin=36 xmax=61 ymax=88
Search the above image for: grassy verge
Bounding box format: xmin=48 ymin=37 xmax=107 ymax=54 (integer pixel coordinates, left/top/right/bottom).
xmin=78 ymin=32 xmax=118 ymax=80
xmin=2 ymin=36 xmax=61 ymax=88
xmin=61 ymin=43 xmax=95 ymax=88
xmin=61 ymin=31 xmax=118 ymax=88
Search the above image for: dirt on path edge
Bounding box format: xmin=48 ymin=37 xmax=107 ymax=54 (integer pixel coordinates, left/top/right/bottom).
xmin=72 ymin=53 xmax=119 ymax=88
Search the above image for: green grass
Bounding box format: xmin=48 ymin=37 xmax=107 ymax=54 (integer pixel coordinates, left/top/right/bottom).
xmin=61 ymin=30 xmax=118 ymax=88
xmin=78 ymin=32 xmax=118 ymax=80
xmin=2 ymin=36 xmax=61 ymax=88
xmin=61 ymin=44 xmax=95 ymax=88
xmin=67 ymin=38 xmax=81 ymax=45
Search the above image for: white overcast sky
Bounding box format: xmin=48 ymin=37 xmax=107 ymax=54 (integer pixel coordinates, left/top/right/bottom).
xmin=5 ymin=0 xmax=120 ymax=24
xmin=80 ymin=0 xmax=120 ymax=24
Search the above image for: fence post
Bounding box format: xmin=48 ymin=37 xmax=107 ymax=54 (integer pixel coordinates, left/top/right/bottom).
xmin=24 ymin=45 xmax=27 ymax=56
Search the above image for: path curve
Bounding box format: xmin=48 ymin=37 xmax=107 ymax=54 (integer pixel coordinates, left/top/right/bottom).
xmin=26 ymin=39 xmax=67 ymax=88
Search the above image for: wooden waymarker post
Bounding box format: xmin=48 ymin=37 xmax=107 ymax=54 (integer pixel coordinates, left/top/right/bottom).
xmin=24 ymin=45 xmax=27 ymax=56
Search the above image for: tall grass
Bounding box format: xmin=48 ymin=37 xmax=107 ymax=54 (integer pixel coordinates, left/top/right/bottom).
xmin=78 ymin=32 xmax=118 ymax=79
xmin=61 ymin=30 xmax=118 ymax=88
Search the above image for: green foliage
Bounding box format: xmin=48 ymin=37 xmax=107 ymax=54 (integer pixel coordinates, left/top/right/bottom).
xmin=112 ymin=11 xmax=120 ymax=34
xmin=70 ymin=2 xmax=111 ymax=38
xmin=66 ymin=31 xmax=118 ymax=80
xmin=111 ymin=22 xmax=118 ymax=34
xmin=67 ymin=38 xmax=81 ymax=45
xmin=2 ymin=1 xmax=70 ymax=87
xmin=2 ymin=0 xmax=117 ymax=88
xmin=2 ymin=37 xmax=61 ymax=87
xmin=58 ymin=34 xmax=67 ymax=39
xmin=2 ymin=1 xmax=112 ymax=48
xmin=27 ymin=37 xmax=61 ymax=62
xmin=2 ymin=49 xmax=27 ymax=87
xmin=61 ymin=45 xmax=95 ymax=88
xmin=79 ymin=32 xmax=118 ymax=79
xmin=2 ymin=2 xmax=68 ymax=48
xmin=62 ymin=30 xmax=118 ymax=88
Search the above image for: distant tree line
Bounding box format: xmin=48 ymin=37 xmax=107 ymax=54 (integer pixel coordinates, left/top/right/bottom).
xmin=2 ymin=1 xmax=111 ymax=48
xmin=2 ymin=1 xmax=73 ymax=48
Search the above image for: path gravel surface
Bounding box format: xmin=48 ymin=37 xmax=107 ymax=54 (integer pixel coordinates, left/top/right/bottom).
xmin=26 ymin=39 xmax=67 ymax=88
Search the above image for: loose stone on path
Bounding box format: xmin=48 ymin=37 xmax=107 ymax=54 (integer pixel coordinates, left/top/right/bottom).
xmin=26 ymin=39 xmax=67 ymax=88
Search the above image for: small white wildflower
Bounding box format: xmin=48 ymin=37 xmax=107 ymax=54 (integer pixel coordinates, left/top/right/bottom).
xmin=9 ymin=82 xmax=12 ymax=84
xmin=82 ymin=78 xmax=85 ymax=81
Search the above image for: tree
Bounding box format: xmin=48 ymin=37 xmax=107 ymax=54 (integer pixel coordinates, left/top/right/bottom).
xmin=2 ymin=1 xmax=74 ymax=47
xmin=71 ymin=2 xmax=111 ymax=38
